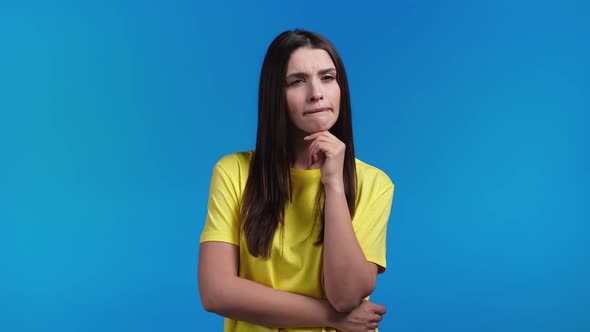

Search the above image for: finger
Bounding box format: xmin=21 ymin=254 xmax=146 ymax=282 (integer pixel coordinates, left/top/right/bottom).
xmin=307 ymin=134 xmax=338 ymax=145
xmin=310 ymin=143 xmax=334 ymax=161
xmin=308 ymin=140 xmax=328 ymax=164
xmin=305 ymin=132 xmax=342 ymax=147
xmin=310 ymin=136 xmax=346 ymax=157
xmin=308 ymin=142 xmax=320 ymax=164
xmin=321 ymin=131 xmax=340 ymax=143
xmin=303 ymin=131 xmax=331 ymax=141
xmin=308 ymin=146 xmax=324 ymax=166
xmin=372 ymin=304 xmax=387 ymax=315
xmin=371 ymin=314 xmax=383 ymax=323
xmin=307 ymin=145 xmax=315 ymax=166
xmin=308 ymin=141 xmax=330 ymax=161
xmin=313 ymin=139 xmax=339 ymax=154
xmin=311 ymin=130 xmax=338 ymax=140
xmin=306 ymin=133 xmax=343 ymax=157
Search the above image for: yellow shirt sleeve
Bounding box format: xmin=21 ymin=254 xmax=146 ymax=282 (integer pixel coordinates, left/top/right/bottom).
xmin=353 ymin=180 xmax=394 ymax=273
xmin=200 ymin=160 xmax=241 ymax=246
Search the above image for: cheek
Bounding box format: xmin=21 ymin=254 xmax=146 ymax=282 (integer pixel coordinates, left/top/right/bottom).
xmin=330 ymin=86 xmax=341 ymax=109
xmin=286 ymin=90 xmax=303 ymax=114
xmin=328 ymin=82 xmax=340 ymax=98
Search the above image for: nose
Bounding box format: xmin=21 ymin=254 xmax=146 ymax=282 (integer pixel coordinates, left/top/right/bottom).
xmin=308 ymin=79 xmax=323 ymax=102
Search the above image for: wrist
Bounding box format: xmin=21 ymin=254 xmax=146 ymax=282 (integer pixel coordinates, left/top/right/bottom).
xmin=325 ymin=302 xmax=346 ymax=329
xmin=323 ymin=179 xmax=345 ymax=194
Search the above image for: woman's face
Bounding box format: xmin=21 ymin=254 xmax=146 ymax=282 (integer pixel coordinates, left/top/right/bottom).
xmin=285 ymin=47 xmax=340 ymax=135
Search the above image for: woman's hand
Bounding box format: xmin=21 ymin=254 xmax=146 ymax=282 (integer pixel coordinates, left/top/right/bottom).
xmin=304 ymin=131 xmax=346 ymax=188
xmin=332 ymin=300 xmax=386 ymax=332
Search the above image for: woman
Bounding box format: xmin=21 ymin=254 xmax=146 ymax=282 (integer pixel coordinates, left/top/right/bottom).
xmin=198 ymin=30 xmax=394 ymax=332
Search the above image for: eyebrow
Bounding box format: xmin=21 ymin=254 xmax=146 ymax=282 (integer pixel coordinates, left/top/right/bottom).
xmin=286 ymin=67 xmax=337 ymax=79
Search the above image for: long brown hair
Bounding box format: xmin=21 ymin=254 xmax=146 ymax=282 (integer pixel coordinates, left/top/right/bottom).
xmin=240 ymin=30 xmax=357 ymax=258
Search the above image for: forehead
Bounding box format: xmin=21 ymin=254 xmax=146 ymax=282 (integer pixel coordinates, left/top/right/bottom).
xmin=286 ymin=47 xmax=335 ymax=74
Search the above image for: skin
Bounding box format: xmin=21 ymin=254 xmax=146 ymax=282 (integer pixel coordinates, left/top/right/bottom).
xmin=199 ymin=242 xmax=386 ymax=331
xmin=199 ymin=46 xmax=387 ymax=331
xmin=285 ymin=48 xmax=341 ymax=139
xmin=286 ymin=47 xmax=386 ymax=320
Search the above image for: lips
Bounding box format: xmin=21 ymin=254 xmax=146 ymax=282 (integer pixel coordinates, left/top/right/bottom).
xmin=304 ymin=108 xmax=330 ymax=115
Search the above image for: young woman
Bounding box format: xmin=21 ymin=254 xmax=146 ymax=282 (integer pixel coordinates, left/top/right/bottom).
xmin=198 ymin=30 xmax=394 ymax=332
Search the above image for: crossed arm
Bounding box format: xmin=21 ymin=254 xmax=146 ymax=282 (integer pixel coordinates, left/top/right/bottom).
xmin=199 ymin=242 xmax=340 ymax=328
xmin=199 ymin=141 xmax=386 ymax=328
xmin=322 ymin=184 xmax=379 ymax=312
xmin=198 ymin=189 xmax=380 ymax=329
xmin=198 ymin=241 xmax=383 ymax=330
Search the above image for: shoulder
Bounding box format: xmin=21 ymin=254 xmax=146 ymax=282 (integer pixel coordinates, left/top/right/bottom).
xmin=214 ymin=150 xmax=254 ymax=173
xmin=209 ymin=151 xmax=253 ymax=195
xmin=355 ymin=158 xmax=394 ymax=193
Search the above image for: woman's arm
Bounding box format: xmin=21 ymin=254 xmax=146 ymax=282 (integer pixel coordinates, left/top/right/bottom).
xmin=198 ymin=241 xmax=340 ymax=328
xmin=306 ymin=131 xmax=379 ymax=312
xmin=323 ymin=184 xmax=378 ymax=312
xmin=199 ymin=241 xmax=386 ymax=331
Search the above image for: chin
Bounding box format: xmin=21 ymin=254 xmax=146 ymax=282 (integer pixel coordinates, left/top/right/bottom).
xmin=304 ymin=124 xmax=332 ymax=134
xmin=305 ymin=120 xmax=337 ymax=134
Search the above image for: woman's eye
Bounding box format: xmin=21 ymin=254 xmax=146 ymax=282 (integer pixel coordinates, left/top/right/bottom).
xmin=322 ymin=75 xmax=335 ymax=81
xmin=288 ymin=79 xmax=304 ymax=86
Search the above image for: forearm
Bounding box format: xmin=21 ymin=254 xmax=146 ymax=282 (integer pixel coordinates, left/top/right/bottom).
xmin=202 ymin=274 xmax=341 ymax=328
xmin=323 ymin=183 xmax=375 ymax=312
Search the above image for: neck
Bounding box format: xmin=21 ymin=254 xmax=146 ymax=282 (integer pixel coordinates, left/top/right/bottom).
xmin=290 ymin=129 xmax=316 ymax=170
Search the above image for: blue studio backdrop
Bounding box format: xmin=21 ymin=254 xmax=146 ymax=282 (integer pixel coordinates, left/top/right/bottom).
xmin=1 ymin=1 xmax=588 ymax=331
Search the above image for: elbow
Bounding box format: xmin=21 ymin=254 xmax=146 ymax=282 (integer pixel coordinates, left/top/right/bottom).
xmin=200 ymin=290 xmax=221 ymax=313
xmin=326 ymin=291 xmax=365 ymax=313
xmin=199 ymin=281 xmax=229 ymax=314
xmin=331 ymin=298 xmax=361 ymax=313
xmin=201 ymin=299 xmax=217 ymax=313
xmin=327 ymin=280 xmax=376 ymax=313
xmin=199 ymin=273 xmax=235 ymax=313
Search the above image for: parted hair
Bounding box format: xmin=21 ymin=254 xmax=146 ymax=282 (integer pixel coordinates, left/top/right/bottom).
xmin=240 ymin=30 xmax=357 ymax=259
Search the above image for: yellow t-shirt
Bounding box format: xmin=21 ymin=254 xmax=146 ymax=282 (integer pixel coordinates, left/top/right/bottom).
xmin=200 ymin=151 xmax=394 ymax=332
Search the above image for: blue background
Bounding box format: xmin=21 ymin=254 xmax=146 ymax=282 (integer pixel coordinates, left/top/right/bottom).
xmin=1 ymin=0 xmax=588 ymax=331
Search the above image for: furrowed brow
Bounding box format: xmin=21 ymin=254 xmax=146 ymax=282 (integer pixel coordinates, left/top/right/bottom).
xmin=286 ymin=72 xmax=307 ymax=79
xmin=318 ymin=68 xmax=336 ymax=75
xmin=286 ymin=68 xmax=336 ymax=79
